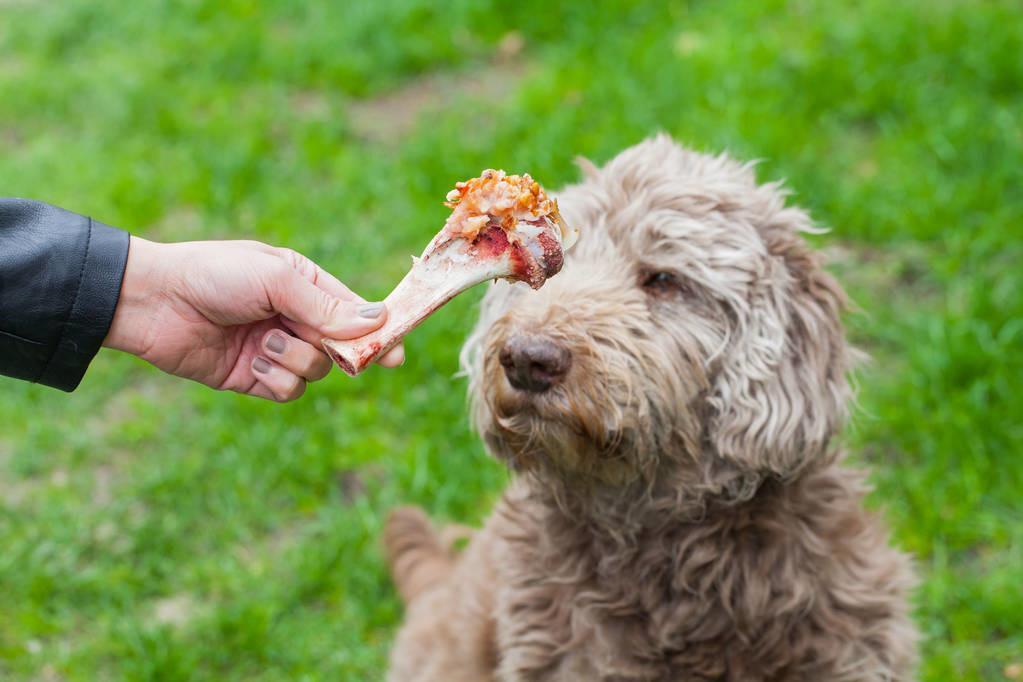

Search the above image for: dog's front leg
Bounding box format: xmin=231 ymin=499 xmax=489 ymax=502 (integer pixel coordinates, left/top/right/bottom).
xmin=386 ymin=512 xmax=501 ymax=682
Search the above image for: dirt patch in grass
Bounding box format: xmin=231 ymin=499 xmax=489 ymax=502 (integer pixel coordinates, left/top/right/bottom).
xmin=347 ymin=33 xmax=529 ymax=142
xmin=150 ymin=592 xmax=202 ymax=628
xmin=1 ymin=127 xmax=23 ymax=149
xmin=822 ymin=240 xmax=941 ymax=303
xmin=335 ymin=469 xmax=367 ymax=504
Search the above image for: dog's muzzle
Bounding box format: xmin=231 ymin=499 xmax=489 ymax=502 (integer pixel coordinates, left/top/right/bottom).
xmin=498 ymin=333 xmax=572 ymax=393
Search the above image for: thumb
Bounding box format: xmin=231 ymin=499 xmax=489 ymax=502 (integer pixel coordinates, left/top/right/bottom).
xmin=267 ymin=268 xmax=388 ymax=340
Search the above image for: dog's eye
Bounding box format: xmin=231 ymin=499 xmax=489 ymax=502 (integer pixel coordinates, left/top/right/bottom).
xmin=641 ymin=271 xmax=689 ymax=298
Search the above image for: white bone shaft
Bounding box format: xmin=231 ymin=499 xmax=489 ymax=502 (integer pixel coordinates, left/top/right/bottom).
xmin=323 ymin=254 xmax=506 ymax=376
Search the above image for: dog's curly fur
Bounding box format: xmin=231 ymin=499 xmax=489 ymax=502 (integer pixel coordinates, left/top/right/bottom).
xmin=384 ymin=136 xmax=917 ymax=681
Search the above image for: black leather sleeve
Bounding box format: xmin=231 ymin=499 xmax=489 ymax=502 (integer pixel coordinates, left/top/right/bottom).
xmin=0 ymin=199 xmax=130 ymax=391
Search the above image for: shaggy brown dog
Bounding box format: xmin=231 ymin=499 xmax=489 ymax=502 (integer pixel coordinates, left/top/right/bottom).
xmin=384 ymin=136 xmax=917 ymax=681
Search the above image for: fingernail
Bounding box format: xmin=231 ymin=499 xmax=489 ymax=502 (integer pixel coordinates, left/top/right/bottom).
xmin=253 ymin=357 xmax=272 ymax=374
xmin=266 ymin=333 xmax=287 ymax=354
xmin=358 ymin=303 xmax=384 ymax=319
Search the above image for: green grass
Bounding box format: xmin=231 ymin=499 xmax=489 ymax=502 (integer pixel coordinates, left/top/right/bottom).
xmin=1 ymin=0 xmax=1021 ymax=679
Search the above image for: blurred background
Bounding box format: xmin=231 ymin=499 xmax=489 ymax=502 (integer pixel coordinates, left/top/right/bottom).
xmin=1 ymin=1 xmax=1020 ymax=679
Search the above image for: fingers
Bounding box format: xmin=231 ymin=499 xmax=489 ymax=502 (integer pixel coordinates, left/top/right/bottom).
xmin=248 ymin=381 xmax=287 ymax=402
xmin=272 ymin=247 xmax=364 ymax=302
xmin=275 ymin=302 xmax=388 ymax=350
xmin=261 ymin=329 xmax=331 ymax=381
xmin=257 ymin=244 xmax=408 ymax=372
xmin=250 ymin=355 xmax=307 ymax=402
xmin=266 ymin=267 xmax=389 ymax=341
xmin=279 ymin=318 xmax=404 ymax=369
xmin=377 ymin=343 xmax=405 ymax=368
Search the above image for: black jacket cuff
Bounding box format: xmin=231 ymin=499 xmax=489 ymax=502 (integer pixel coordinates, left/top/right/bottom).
xmin=37 ymin=218 xmax=130 ymax=391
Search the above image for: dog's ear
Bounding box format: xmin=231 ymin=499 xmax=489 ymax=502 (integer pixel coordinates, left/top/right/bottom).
xmin=574 ymin=155 xmax=601 ymax=181
xmin=708 ymin=210 xmax=852 ymax=477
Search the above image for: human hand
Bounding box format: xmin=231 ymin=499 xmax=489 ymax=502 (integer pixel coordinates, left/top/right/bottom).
xmin=104 ymin=237 xmax=404 ymax=401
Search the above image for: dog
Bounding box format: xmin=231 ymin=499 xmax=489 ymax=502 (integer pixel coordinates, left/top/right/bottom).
xmin=383 ymin=136 xmax=917 ymax=681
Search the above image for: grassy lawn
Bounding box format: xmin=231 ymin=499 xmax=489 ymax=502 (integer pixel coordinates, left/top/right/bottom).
xmin=1 ymin=0 xmax=1021 ymax=679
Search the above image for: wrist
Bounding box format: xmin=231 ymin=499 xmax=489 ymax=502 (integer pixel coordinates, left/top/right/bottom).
xmin=104 ymin=236 xmax=165 ymax=356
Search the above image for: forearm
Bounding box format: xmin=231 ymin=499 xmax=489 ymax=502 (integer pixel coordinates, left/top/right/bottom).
xmin=0 ymin=198 xmax=129 ymax=391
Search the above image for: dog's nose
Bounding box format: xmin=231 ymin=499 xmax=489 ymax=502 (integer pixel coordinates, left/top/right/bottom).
xmin=498 ymin=334 xmax=572 ymax=393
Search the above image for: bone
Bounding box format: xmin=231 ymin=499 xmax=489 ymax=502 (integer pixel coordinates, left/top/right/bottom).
xmin=323 ymin=216 xmax=569 ymax=376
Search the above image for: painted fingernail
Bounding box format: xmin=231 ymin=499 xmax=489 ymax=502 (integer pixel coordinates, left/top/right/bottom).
xmin=358 ymin=303 xmax=384 ymax=319
xmin=266 ymin=333 xmax=287 ymax=354
xmin=253 ymin=357 xmax=272 ymax=374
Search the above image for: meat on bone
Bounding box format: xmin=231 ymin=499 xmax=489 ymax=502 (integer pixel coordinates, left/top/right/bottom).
xmin=323 ymin=170 xmax=578 ymax=376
